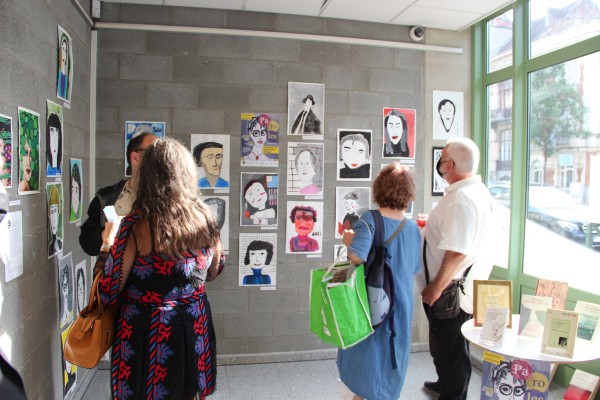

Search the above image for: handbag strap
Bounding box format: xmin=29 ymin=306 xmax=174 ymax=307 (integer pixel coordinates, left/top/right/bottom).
xmin=423 ymin=238 xmax=471 ymax=287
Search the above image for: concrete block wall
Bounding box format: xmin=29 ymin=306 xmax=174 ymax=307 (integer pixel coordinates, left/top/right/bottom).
xmin=95 ymin=3 xmax=471 ymax=357
xmin=0 ymin=0 xmax=93 ymax=398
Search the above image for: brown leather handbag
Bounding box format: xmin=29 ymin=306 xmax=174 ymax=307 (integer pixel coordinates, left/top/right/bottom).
xmin=64 ymin=272 xmax=118 ymax=368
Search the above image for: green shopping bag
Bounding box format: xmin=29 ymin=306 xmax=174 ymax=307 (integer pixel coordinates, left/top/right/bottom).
xmin=309 ymin=262 xmax=374 ymax=349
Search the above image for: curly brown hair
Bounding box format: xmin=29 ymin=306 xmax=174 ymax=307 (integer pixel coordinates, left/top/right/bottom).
xmin=372 ymin=162 xmax=415 ymax=210
xmin=133 ymin=137 xmax=220 ymax=254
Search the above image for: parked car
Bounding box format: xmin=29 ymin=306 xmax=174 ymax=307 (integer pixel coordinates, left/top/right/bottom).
xmin=489 ymin=183 xmax=600 ymax=251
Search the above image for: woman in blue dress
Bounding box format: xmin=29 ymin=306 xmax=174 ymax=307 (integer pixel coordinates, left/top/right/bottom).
xmin=338 ymin=162 xmax=421 ymax=400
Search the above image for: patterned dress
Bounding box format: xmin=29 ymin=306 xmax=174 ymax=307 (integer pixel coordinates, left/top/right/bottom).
xmin=98 ymin=211 xmax=224 ymax=400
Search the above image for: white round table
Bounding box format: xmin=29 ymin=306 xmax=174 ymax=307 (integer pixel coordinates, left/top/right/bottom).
xmin=461 ymin=315 xmax=600 ymax=363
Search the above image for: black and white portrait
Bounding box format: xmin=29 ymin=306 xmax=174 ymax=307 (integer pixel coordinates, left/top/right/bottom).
xmin=57 ymin=252 xmax=74 ymax=329
xmin=288 ymin=82 xmax=324 ymax=137
xmin=433 ymin=90 xmax=464 ymax=140
xmin=201 ymin=195 xmax=229 ymax=254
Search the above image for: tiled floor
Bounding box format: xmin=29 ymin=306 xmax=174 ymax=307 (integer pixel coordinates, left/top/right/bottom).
xmin=83 ymin=351 xmax=565 ymax=399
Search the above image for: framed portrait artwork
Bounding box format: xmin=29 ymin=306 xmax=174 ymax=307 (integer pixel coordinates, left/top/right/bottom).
xmin=473 ymin=280 xmax=513 ymax=328
xmin=287 ymin=82 xmax=324 ymax=138
xmin=287 ymin=142 xmax=324 ymax=196
xmin=337 ymin=129 xmax=372 ymax=181
xmin=240 ymin=113 xmax=280 ymax=168
xmin=191 ymin=134 xmax=230 ymax=190
xmin=124 ymin=121 xmax=166 ymax=177
xmin=382 ymin=107 xmax=416 ymax=160
xmin=240 ymin=172 xmax=278 ymax=227
xmin=0 ymin=113 xmax=13 ymax=188
xmin=432 ymin=147 xmax=449 ymax=196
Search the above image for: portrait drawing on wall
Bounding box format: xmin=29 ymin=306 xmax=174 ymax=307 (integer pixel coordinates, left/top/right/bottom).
xmin=192 ymin=134 xmax=230 ymax=190
xmin=47 ymin=182 xmax=64 ymax=259
xmin=69 ymin=158 xmax=83 ymax=224
xmin=433 ymin=90 xmax=464 ymax=140
xmin=74 ymin=259 xmax=87 ymax=315
xmin=285 ymin=201 xmax=324 ymax=255
xmin=287 ymin=82 xmax=324 ymax=138
xmin=382 ymin=107 xmax=416 ymax=159
xmin=240 ymin=172 xmax=278 ymax=227
xmin=46 ymin=100 xmax=64 ymax=178
xmin=0 ymin=113 xmax=13 ymax=188
xmin=238 ymin=233 xmax=277 ymax=287
xmin=287 ymin=142 xmax=324 ymax=196
xmin=57 ymin=251 xmax=74 ymax=329
xmin=18 ymin=107 xmax=40 ymax=195
xmin=432 ymin=147 xmax=449 ymax=196
xmin=337 ymin=129 xmax=372 ymax=181
xmin=124 ymin=121 xmax=165 ymax=176
xmin=335 ymin=187 xmax=371 ymax=239
xmin=201 ymin=195 xmax=230 ymax=254
xmin=60 ymin=325 xmax=77 ymax=397
xmin=240 ymin=113 xmax=280 ymax=167
xmin=57 ymin=25 xmax=73 ymax=103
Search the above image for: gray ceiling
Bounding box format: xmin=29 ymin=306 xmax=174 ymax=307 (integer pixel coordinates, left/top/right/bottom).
xmin=101 ymin=0 xmax=515 ymax=31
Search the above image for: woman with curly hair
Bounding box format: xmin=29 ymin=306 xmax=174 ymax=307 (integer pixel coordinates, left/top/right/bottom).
xmin=338 ymin=162 xmax=421 ymax=400
xmin=97 ymin=137 xmax=224 ymax=400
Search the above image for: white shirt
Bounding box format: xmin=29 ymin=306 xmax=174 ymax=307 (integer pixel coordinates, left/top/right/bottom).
xmin=416 ymin=175 xmax=494 ymax=314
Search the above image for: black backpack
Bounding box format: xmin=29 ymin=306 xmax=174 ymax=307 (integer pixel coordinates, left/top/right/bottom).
xmin=363 ymin=210 xmax=407 ymax=369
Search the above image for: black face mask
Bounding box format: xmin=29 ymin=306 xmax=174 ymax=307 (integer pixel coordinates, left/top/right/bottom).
xmin=436 ymin=159 xmax=444 ymax=177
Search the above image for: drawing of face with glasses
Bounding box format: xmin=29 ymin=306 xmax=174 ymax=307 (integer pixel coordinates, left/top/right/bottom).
xmin=193 ymin=142 xmax=229 ymax=189
xmin=492 ymin=361 xmax=528 ymax=400
xmin=244 ymin=117 xmax=270 ymax=162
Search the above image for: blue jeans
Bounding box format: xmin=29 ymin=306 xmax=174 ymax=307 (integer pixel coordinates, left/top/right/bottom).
xmin=424 ymin=303 xmax=472 ymax=400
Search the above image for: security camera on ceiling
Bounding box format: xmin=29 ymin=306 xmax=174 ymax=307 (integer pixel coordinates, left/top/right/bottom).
xmin=410 ymin=26 xmax=425 ymax=42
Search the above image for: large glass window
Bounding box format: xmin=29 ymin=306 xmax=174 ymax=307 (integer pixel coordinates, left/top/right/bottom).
xmin=524 ymin=52 xmax=600 ymax=294
xmin=487 ymin=80 xmax=513 ymax=269
xmin=488 ymin=9 xmax=514 ymax=72
xmin=530 ymin=0 xmax=600 ymax=58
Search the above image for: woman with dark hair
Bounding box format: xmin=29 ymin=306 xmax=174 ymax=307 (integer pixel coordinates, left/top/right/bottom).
xmin=75 ymin=267 xmax=85 ymax=314
xmin=242 ymin=240 xmax=273 ymax=285
xmin=70 ymin=163 xmax=82 ymax=222
xmin=383 ymin=109 xmax=409 ymax=158
xmin=339 ymin=133 xmax=371 ymax=179
xmin=96 ymin=137 xmax=224 ymax=400
xmin=337 ymin=163 xmax=421 ymax=400
xmin=242 ymin=178 xmax=276 ymax=225
xmin=46 ymin=113 xmax=62 ymax=176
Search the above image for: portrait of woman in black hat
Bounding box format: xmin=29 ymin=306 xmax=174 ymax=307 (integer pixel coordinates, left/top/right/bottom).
xmin=288 ymin=82 xmax=324 ymax=136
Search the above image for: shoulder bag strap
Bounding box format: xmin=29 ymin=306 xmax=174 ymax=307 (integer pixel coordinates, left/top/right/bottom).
xmin=384 ymin=217 xmax=407 ymax=246
xmin=423 ymin=238 xmax=472 ymax=287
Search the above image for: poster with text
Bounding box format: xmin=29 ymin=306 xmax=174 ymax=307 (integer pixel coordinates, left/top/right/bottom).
xmin=0 ymin=113 xmax=13 ymax=188
xmin=57 ymin=25 xmax=73 ymax=104
xmin=18 ymin=107 xmax=40 ymax=195
xmin=335 ymin=187 xmax=371 ymax=239
xmin=240 ymin=172 xmax=278 ymax=227
xmin=192 ymin=134 xmax=230 ymax=189
xmin=124 ymin=121 xmax=165 ymax=176
xmin=201 ymin=195 xmax=230 ymax=254
xmin=287 ymin=82 xmax=324 ymax=138
xmin=47 ymin=182 xmax=64 ymax=258
xmin=287 ymin=142 xmax=324 ymax=196
xmin=239 ymin=232 xmax=277 ymax=287
xmin=240 ymin=113 xmax=280 ymax=167
xmin=433 ymin=90 xmax=464 ymax=140
xmin=382 ymin=107 xmax=416 ymax=159
xmin=46 ymin=100 xmax=64 ymax=178
xmin=337 ymin=129 xmax=372 ymax=181
xmin=285 ymin=201 xmax=324 ymax=255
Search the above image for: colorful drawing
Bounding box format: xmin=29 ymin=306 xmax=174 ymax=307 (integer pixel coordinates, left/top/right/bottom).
xmin=18 ymin=107 xmax=40 ymax=195
xmin=335 ymin=187 xmax=371 ymax=239
xmin=192 ymin=134 xmax=230 ymax=189
xmin=0 ymin=113 xmax=13 ymax=188
xmin=240 ymin=113 xmax=280 ymax=167
xmin=47 ymin=100 xmax=64 ymax=178
xmin=61 ymin=325 xmax=77 ymax=397
xmin=124 ymin=121 xmax=165 ymax=176
xmin=239 ymin=233 xmax=277 ymax=287
xmin=240 ymin=172 xmax=278 ymax=227
xmin=382 ymin=107 xmax=416 ymax=159
xmin=286 ymin=201 xmax=324 ymax=254
xmin=287 ymin=82 xmax=324 ymax=137
xmin=337 ymin=129 xmax=372 ymax=181
xmin=287 ymin=142 xmax=324 ymax=196
xmin=57 ymin=25 xmax=73 ymax=103
xmin=69 ymin=159 xmax=83 ymax=224
xmin=47 ymin=182 xmax=64 ymax=258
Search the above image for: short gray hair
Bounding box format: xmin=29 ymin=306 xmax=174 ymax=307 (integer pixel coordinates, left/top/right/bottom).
xmin=446 ymin=137 xmax=479 ymax=175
